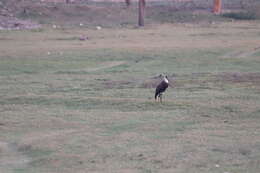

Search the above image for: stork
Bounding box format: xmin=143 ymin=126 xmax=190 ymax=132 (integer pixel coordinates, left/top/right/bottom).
xmin=155 ymin=75 xmax=169 ymax=103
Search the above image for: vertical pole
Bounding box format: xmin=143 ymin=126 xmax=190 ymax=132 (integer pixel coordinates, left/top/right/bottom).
xmin=213 ymin=0 xmax=222 ymax=14
xmin=138 ymin=0 xmax=145 ymax=26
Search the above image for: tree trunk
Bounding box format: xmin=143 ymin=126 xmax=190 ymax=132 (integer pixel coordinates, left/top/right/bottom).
xmin=213 ymin=0 xmax=222 ymax=14
xmin=138 ymin=0 xmax=145 ymax=26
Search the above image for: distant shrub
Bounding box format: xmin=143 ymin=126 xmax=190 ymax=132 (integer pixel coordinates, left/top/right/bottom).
xmin=222 ymin=12 xmax=256 ymax=20
xmin=222 ymin=0 xmax=260 ymax=20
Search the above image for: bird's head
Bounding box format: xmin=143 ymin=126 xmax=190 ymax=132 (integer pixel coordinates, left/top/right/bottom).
xmin=163 ymin=75 xmax=169 ymax=84
xmin=159 ymin=74 xmax=169 ymax=84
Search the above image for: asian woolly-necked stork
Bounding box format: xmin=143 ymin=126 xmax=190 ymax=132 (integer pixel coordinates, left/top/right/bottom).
xmin=155 ymin=75 xmax=169 ymax=102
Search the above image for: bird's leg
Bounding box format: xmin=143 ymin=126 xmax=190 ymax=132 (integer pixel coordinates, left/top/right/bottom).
xmin=159 ymin=94 xmax=162 ymax=103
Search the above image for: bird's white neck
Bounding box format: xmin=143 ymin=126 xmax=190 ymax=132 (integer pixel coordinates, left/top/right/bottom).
xmin=163 ymin=77 xmax=169 ymax=83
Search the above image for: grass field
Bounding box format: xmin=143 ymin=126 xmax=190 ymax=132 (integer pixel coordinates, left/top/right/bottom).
xmin=0 ymin=20 xmax=260 ymax=173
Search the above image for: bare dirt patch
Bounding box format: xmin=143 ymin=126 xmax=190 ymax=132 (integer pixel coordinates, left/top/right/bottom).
xmin=217 ymin=72 xmax=260 ymax=85
xmin=0 ymin=16 xmax=40 ymax=30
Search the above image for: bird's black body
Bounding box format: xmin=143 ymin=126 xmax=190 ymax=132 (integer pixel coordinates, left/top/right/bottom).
xmin=155 ymin=76 xmax=169 ymax=102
